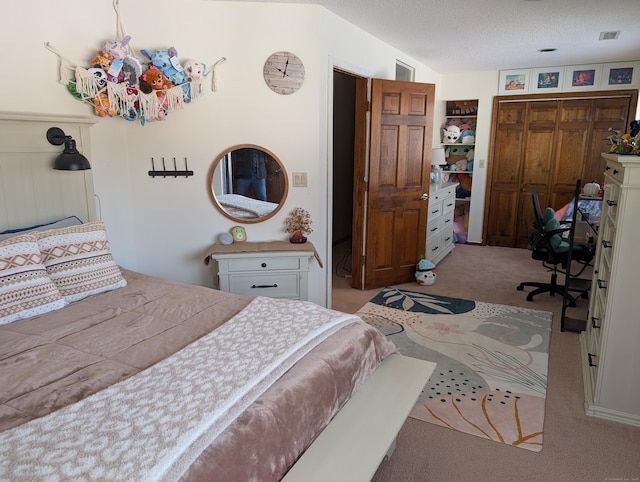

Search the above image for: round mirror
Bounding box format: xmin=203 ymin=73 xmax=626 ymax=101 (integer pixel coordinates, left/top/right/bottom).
xmin=208 ymin=144 xmax=288 ymax=223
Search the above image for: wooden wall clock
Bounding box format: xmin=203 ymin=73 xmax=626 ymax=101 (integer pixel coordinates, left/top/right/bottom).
xmin=263 ymin=51 xmax=305 ymax=95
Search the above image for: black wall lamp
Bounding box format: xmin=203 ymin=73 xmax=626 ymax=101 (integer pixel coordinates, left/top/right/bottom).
xmin=46 ymin=127 xmax=91 ymax=171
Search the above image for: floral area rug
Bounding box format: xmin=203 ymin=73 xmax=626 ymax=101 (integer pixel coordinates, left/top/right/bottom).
xmin=356 ymin=287 xmax=552 ymax=452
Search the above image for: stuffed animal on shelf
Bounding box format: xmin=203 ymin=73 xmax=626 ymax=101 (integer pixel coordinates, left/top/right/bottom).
xmin=414 ymin=259 xmax=437 ymax=285
xmin=460 ymin=129 xmax=475 ymax=144
xmin=443 ymin=125 xmax=461 ymax=143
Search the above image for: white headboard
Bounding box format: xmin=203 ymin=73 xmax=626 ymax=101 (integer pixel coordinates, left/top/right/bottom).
xmin=0 ymin=112 xmax=97 ymax=232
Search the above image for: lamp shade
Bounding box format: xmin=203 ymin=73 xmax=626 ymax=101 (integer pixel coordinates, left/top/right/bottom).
xmin=54 ymin=138 xmax=91 ymax=170
xmin=431 ymin=147 xmax=446 ymax=166
xmin=46 ymin=127 xmax=91 ymax=171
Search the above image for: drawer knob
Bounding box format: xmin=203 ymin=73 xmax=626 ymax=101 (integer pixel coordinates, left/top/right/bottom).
xmin=601 ymin=240 xmax=612 ymax=249
xmin=591 ymin=316 xmax=601 ymax=329
xmin=606 ymin=199 xmax=617 ymax=207
xmin=421 ymin=193 xmax=429 ymax=200
xmin=251 ymin=283 xmax=278 ymax=289
xmin=588 ymin=353 xmax=597 ymax=367
xmin=261 ymin=262 xmax=267 ymax=268
xmin=597 ymin=279 xmax=607 ymax=289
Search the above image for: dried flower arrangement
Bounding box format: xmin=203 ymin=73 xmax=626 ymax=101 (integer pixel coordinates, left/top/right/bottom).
xmin=284 ymin=207 xmax=313 ymax=243
xmin=607 ymin=126 xmax=640 ymax=155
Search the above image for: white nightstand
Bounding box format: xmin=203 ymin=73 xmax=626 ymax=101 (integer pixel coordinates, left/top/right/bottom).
xmin=204 ymin=241 xmax=321 ymax=301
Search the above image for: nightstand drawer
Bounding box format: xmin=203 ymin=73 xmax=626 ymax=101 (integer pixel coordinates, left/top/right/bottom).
xmin=228 ymin=273 xmax=300 ymax=298
xmin=226 ymin=256 xmax=301 ymax=272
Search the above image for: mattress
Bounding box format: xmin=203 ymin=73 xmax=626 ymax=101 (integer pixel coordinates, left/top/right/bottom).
xmin=0 ymin=269 xmax=396 ymax=480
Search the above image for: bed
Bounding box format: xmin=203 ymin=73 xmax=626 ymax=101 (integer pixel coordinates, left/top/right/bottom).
xmin=0 ymin=113 xmax=435 ymax=481
xmin=216 ymin=193 xmax=279 ymax=220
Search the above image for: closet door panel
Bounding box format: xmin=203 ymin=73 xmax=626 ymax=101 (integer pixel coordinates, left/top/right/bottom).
xmin=584 ymin=98 xmax=630 ymax=185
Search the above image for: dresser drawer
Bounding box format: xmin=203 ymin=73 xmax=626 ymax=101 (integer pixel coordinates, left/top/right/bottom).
xmin=428 ymin=199 xmax=442 ymax=218
xmin=427 ymin=217 xmax=440 ymax=238
xmin=604 ymin=160 xmax=624 ymax=184
xmin=226 ymin=256 xmax=301 ymax=272
xmin=441 ymin=195 xmax=456 ymax=215
xmin=228 ymin=273 xmax=300 ymax=298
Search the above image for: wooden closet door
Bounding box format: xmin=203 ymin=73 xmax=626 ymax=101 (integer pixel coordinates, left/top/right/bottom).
xmin=485 ymin=91 xmax=636 ymax=249
xmin=485 ymin=102 xmax=526 ymax=246
xmin=550 ymin=99 xmax=593 ymax=209
xmin=517 ymin=101 xmax=558 ymax=247
xmin=584 ymin=97 xmax=631 ymax=185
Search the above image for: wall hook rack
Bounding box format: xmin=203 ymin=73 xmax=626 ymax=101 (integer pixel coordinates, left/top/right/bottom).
xmin=148 ymin=157 xmax=194 ymax=178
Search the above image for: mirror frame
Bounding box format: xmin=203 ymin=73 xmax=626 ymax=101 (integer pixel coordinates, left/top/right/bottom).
xmin=207 ymin=144 xmax=289 ymax=224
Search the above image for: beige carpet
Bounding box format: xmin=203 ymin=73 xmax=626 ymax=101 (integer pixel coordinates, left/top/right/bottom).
xmin=332 ymin=242 xmax=640 ymax=481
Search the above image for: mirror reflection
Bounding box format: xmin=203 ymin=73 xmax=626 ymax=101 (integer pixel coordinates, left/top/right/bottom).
xmin=208 ymin=145 xmax=288 ymax=223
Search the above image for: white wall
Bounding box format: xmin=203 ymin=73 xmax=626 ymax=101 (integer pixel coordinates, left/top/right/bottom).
xmin=1 ymin=0 xmax=441 ymax=307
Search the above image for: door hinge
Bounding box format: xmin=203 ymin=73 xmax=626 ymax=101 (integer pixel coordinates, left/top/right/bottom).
xmin=366 ymin=101 xmax=371 ymax=112
xmin=364 ymin=180 xmax=368 ymax=192
xmin=361 ymin=255 xmax=366 ymax=264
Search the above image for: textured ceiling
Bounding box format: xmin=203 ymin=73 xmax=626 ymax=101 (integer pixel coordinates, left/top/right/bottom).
xmin=220 ymin=0 xmax=640 ymax=74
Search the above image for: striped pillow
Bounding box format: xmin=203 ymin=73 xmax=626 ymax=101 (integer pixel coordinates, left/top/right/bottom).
xmin=0 ymin=234 xmax=66 ymax=325
xmin=35 ymin=221 xmax=127 ymax=303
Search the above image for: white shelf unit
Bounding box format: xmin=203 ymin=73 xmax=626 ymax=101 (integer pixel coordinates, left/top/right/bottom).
xmin=441 ymin=99 xmax=478 ymax=243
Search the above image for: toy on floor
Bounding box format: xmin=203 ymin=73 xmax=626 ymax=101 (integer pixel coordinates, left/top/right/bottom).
xmin=415 ymin=259 xmax=437 ymax=285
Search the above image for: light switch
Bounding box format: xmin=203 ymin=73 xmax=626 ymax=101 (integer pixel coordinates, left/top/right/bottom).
xmin=478 ymin=159 xmax=485 ymax=168
xmin=293 ymin=172 xmax=308 ymax=187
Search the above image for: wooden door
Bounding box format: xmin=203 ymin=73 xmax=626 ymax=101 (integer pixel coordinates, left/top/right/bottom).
xmin=485 ymin=91 xmax=636 ymax=248
xmin=485 ymin=102 xmax=526 ymax=246
xmin=362 ymin=79 xmax=434 ymax=288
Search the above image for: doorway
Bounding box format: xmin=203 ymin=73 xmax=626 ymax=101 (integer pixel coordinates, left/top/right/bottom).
xmin=332 ymin=70 xmax=358 ymax=294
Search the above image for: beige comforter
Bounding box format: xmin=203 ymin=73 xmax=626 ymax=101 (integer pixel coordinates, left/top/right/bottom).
xmin=0 ymin=269 xmax=396 ymax=480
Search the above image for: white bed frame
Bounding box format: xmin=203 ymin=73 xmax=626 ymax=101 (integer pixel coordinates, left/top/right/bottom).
xmin=284 ymin=354 xmax=435 ymax=481
xmin=0 ymin=112 xmax=436 ymax=481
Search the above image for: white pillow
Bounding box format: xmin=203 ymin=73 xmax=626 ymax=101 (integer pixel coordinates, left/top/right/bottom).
xmin=35 ymin=221 xmax=127 ymax=303
xmin=0 ymin=234 xmax=66 ymax=325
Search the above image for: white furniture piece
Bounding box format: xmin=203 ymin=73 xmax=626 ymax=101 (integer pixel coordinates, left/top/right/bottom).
xmin=579 ymin=153 xmax=640 ymax=427
xmin=283 ymin=354 xmax=436 ymax=482
xmin=207 ymin=241 xmax=319 ymax=300
xmin=425 ymin=182 xmax=457 ymax=265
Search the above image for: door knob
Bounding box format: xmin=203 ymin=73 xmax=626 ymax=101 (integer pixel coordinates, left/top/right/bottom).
xmin=421 ymin=193 xmax=429 ymax=200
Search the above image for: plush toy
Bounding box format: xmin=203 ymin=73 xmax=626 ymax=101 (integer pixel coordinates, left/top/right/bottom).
xmin=445 ymin=118 xmax=462 ymax=128
xmin=460 ymin=129 xmax=475 ymax=144
xmin=140 ymin=47 xmax=187 ymax=86
xmin=87 ymin=67 xmax=108 ymax=90
xmin=414 ymin=259 xmax=437 ymax=285
xmin=90 ymin=50 xmax=114 ymax=72
xmin=443 ymin=125 xmax=461 ymax=143
xmin=93 ymin=93 xmax=116 ymax=117
xmin=445 ymin=145 xmax=472 ymax=165
xmin=102 ymin=36 xmax=143 ymax=87
xmin=140 ymin=66 xmax=172 ymax=93
xmin=455 ymin=159 xmax=468 ymax=171
xmin=183 ymin=60 xmax=207 ymax=81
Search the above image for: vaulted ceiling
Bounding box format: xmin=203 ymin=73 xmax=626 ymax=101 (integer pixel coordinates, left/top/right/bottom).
xmin=222 ymin=0 xmax=640 ymax=74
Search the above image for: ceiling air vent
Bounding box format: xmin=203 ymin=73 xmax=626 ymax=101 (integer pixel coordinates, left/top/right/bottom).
xmin=599 ymin=31 xmax=620 ymax=40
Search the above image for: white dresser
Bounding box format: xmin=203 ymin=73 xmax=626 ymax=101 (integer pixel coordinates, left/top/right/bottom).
xmin=205 ymin=241 xmax=320 ymax=301
xmin=579 ymin=153 xmax=640 ymax=427
xmin=425 ymin=182 xmax=457 ymax=265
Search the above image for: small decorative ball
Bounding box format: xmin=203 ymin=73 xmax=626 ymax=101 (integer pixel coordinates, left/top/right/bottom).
xmin=219 ymin=232 xmax=233 ymax=245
